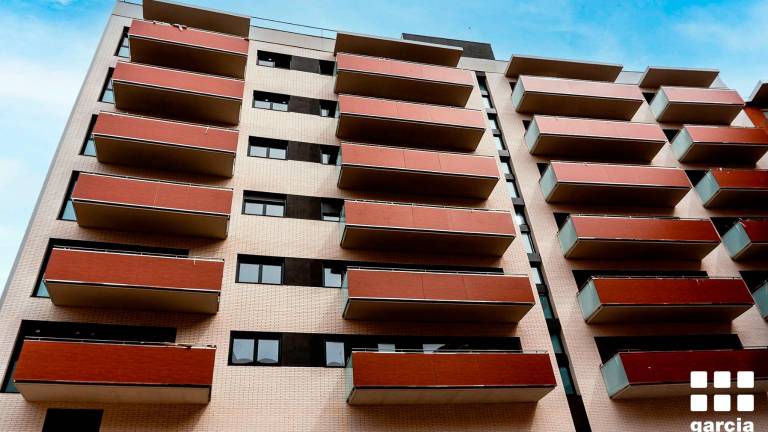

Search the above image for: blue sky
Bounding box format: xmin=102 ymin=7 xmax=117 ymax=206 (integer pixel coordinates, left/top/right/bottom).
xmin=0 ymin=0 xmax=766 ymax=290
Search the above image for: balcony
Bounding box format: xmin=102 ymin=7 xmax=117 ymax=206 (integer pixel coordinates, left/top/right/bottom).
xmin=558 ymin=215 xmax=720 ymax=260
xmin=649 ymin=86 xmax=744 ymax=124
xmin=504 ymin=54 xmax=622 ymax=82
xmin=336 ymin=95 xmax=486 ymax=151
xmin=346 ymin=351 xmax=556 ymax=404
xmin=44 ymin=247 xmax=223 ymax=313
xmin=722 ymin=219 xmax=768 ymax=260
xmin=539 ymin=161 xmax=690 ymax=207
xmin=112 ymin=61 xmax=244 ymax=125
xmin=14 ymin=339 xmax=216 ymax=404
xmin=342 ymin=268 xmax=535 ymax=322
xmin=334 ymin=32 xmax=462 ymax=67
xmin=695 ymin=168 xmax=768 ymax=208
xmin=638 ymin=67 xmax=719 ymax=88
xmin=748 ymin=81 xmax=768 ymax=107
xmin=92 ymin=112 xmax=238 ymax=177
xmin=755 ymin=282 xmax=768 ymax=320
xmin=601 ymin=348 xmax=768 ymax=399
xmin=334 ymin=53 xmax=473 ymax=106
xmin=525 ymin=115 xmax=667 ymax=162
xmin=341 ymin=200 xmax=515 ymax=256
xmin=338 ymin=142 xmax=499 ymax=199
xmin=129 ymin=20 xmax=248 ymax=79
xmin=671 ymin=125 xmax=768 ymax=164
xmin=71 ymin=173 xmax=232 ymax=239
xmin=142 ymin=0 xmax=251 ymax=37
xmin=577 ymin=277 xmax=753 ymax=323
xmin=512 ymin=76 xmax=644 ymax=120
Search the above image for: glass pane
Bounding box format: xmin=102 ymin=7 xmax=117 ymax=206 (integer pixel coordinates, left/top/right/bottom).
xmin=323 ymin=267 xmax=343 ymax=288
xmin=249 ymin=145 xmax=268 ymax=158
xmin=82 ymin=137 xmax=96 ymax=156
xmin=238 ymin=262 xmax=261 ymax=283
xmin=264 ymin=204 xmax=284 ymax=217
xmin=422 ymin=343 xmax=445 ymax=353
xmin=499 ymin=161 xmax=511 ymax=175
xmin=488 ymin=116 xmax=499 ymax=130
xmin=100 ymin=88 xmax=114 ymax=104
xmin=482 ymin=95 xmax=492 ymax=109
xmin=494 ymin=135 xmax=505 ymax=150
xmin=540 ymin=294 xmax=554 ymax=319
xmin=522 ymin=233 xmax=534 ymax=254
xmin=35 ymin=280 xmax=50 ymax=298
xmin=273 ymin=102 xmax=288 ymax=112
xmin=258 ymin=59 xmax=276 ymax=67
xmin=2 ymin=361 xmax=18 ymax=393
xmin=530 ymin=266 xmax=543 ymax=285
xmin=506 ymin=180 xmax=519 ymax=198
xmin=231 ymin=338 xmax=255 ymax=364
xmin=253 ymin=100 xmax=271 ymax=109
xmin=117 ymin=45 xmax=130 ymax=58
xmin=559 ymin=366 xmax=576 ymax=395
xmin=550 ymin=333 xmax=564 ymax=354
xmin=261 ymin=264 xmax=282 ymax=284
xmin=377 ymin=343 xmax=395 ymax=352
xmin=269 ymin=147 xmax=286 ymax=160
xmin=325 ymin=341 xmax=346 ymax=367
xmin=514 ymin=208 xmax=526 ymax=227
xmin=257 ymin=339 xmax=280 ymax=364
xmin=60 ymin=200 xmax=77 ymax=221
xmin=243 ymin=201 xmax=265 ymax=215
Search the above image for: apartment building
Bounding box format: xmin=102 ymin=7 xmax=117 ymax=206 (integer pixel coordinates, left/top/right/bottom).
xmin=0 ymin=0 xmax=767 ymax=431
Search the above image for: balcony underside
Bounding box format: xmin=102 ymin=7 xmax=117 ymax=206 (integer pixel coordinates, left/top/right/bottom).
xmin=129 ymin=36 xmax=247 ymax=79
xmin=15 ymin=382 xmax=211 ymax=404
xmin=563 ymin=240 xmax=718 ymax=260
xmin=528 ymin=135 xmax=664 ymax=162
xmin=583 ymin=304 xmax=753 ymax=324
xmin=142 ymin=0 xmax=251 ymax=37
xmin=700 ymin=189 xmax=768 ymax=208
xmin=638 ymin=68 xmax=719 ymax=89
xmin=347 ymin=386 xmax=554 ymax=405
xmin=343 ymin=298 xmax=533 ymax=322
xmin=514 ymin=93 xmax=642 ymax=121
xmin=653 ymin=103 xmax=742 ymax=125
xmin=610 ymin=381 xmax=768 ymax=400
xmin=674 ymin=143 xmax=768 ymax=165
xmin=542 ymin=183 xmax=689 ymax=207
xmin=341 ymin=226 xmax=513 ymax=256
xmin=334 ymin=70 xmax=472 ymax=107
xmin=334 ymin=32 xmax=462 ymax=67
xmin=338 ymin=165 xmax=497 ymax=199
xmin=505 ymin=55 xmax=622 ymax=81
xmin=336 ymin=115 xmax=484 ymax=151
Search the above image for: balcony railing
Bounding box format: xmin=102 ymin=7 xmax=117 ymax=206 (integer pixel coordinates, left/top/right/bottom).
xmin=346 ymin=350 xmax=556 ymax=404
xmin=342 ymin=267 xmax=535 ymax=322
xmin=334 ymin=32 xmax=463 ymax=67
xmin=577 ymin=277 xmax=753 ymax=323
xmin=755 ymin=282 xmax=768 ymax=320
xmin=92 ymin=112 xmax=238 ymax=177
xmin=504 ymin=54 xmax=622 ymax=82
xmin=649 ymin=86 xmax=744 ymax=124
xmin=722 ymin=219 xmax=768 ymax=260
xmin=142 ymin=0 xmax=251 ymax=37
xmin=539 ymin=161 xmax=690 ymax=206
xmin=338 ymin=142 xmax=499 ymax=198
xmin=695 ymin=168 xmax=768 ymax=208
xmin=671 ymin=125 xmax=768 ymax=164
xmin=14 ymin=339 xmax=216 ymax=404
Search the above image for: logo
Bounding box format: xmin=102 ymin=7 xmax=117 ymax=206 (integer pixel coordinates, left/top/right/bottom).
xmin=689 ymin=371 xmax=755 ymax=432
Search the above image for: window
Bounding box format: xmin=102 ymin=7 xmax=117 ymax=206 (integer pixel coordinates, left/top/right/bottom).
xmin=115 ymin=27 xmax=130 ymax=58
xmin=325 ymin=341 xmax=346 ymax=367
xmin=237 ymin=256 xmax=284 ymax=285
xmin=243 ymin=192 xmax=285 ymax=217
xmin=319 ymin=60 xmax=335 ymax=76
xmin=80 ymin=116 xmax=97 ymax=156
xmin=521 ymin=232 xmax=535 ymax=254
xmin=248 ymin=137 xmax=287 ymax=159
xmin=559 ymin=366 xmax=576 ymax=395
xmin=540 ymin=295 xmax=554 ymax=319
xmin=319 ymin=100 xmax=337 ymax=118
xmin=514 ymin=207 xmax=527 ymax=227
xmin=530 ymin=265 xmax=544 ymax=285
xmin=257 ymin=339 xmax=280 ymax=364
xmin=100 ymin=68 xmax=115 ymax=103
xmin=550 ymin=333 xmax=564 ymax=354
xmin=323 ymin=263 xmax=346 ymax=288
xmin=253 ymin=91 xmax=289 ymax=111
xmin=43 ymin=409 xmax=103 ymax=432
xmin=476 ymin=74 xmax=489 ymax=94
xmin=493 ymin=135 xmax=506 ymax=151
xmin=499 ymin=158 xmax=511 ymax=176
xmin=482 ymin=94 xmax=493 ymax=109
xmin=422 ymin=343 xmax=445 ymax=353
xmin=320 ymin=146 xmax=340 ymax=165
xmin=256 ymin=51 xmax=291 ymax=69
xmin=229 ymin=334 xmax=281 ymax=365
xmin=59 ymin=172 xmax=79 ymax=221
xmin=377 ymin=343 xmax=396 ymax=352
xmin=231 ymin=338 xmax=255 ymax=364
xmin=506 ymin=179 xmax=519 ymax=198
xmin=487 ymin=114 xmax=500 ymax=131
xmin=320 ymin=199 xmax=343 ymax=222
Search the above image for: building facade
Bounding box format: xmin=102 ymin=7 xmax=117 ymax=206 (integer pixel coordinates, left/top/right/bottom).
xmin=1 ymin=1 xmax=767 ymax=431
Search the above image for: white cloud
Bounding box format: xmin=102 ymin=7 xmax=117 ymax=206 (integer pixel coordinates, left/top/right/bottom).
xmin=675 ymin=0 xmax=768 ymax=52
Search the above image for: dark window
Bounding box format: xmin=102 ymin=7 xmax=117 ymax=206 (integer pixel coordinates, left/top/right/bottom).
xmin=559 ymin=366 xmax=576 ymax=395
xmin=320 ymin=199 xmax=343 ymax=222
xmin=59 ymin=172 xmax=79 ymax=221
xmin=257 ymin=51 xmax=291 ymax=69
xmin=319 ymin=100 xmax=338 ymax=118
xmin=100 ymin=68 xmax=114 ymax=103
xmin=243 ymin=192 xmax=285 ymax=217
xmin=248 ymin=137 xmax=287 ymax=160
xmin=80 ymin=115 xmax=98 ymax=156
xmin=477 ymin=74 xmax=489 ymax=94
xmin=253 ymin=91 xmax=289 ymax=111
xmin=320 ymin=145 xmax=340 ymax=165
xmin=43 ymin=409 xmax=103 ymax=432
xmin=115 ymin=27 xmax=130 ymax=58
xmin=230 ymin=332 xmax=282 ymax=365
xmin=319 ymin=60 xmax=335 ymax=76
xmin=323 ymin=263 xmax=346 ymax=288
xmin=642 ymin=91 xmax=656 ymax=104
xmin=236 ymin=256 xmax=284 ymax=285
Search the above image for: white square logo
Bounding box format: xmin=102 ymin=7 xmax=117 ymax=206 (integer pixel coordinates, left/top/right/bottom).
xmin=714 ymin=371 xmax=731 ymax=389
xmin=689 ymin=370 xmax=755 ymax=413
xmin=690 ymin=394 xmax=708 ymax=412
xmin=713 ymin=394 xmax=731 ymax=412
xmin=737 ymin=394 xmax=754 ymax=412
xmin=737 ymin=371 xmax=754 ymax=389
xmin=690 ymin=371 xmax=708 ymax=388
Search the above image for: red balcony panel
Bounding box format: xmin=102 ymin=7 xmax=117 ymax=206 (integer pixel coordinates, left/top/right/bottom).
xmin=650 ymin=86 xmax=744 ymax=124
xmin=347 ymin=351 xmax=556 ymax=404
xmin=722 ymin=219 xmax=768 ymax=260
xmin=338 ymin=143 xmax=499 ymax=198
xmin=129 ymin=20 xmax=248 ymax=78
xmin=335 ymin=53 xmax=473 ymax=106
xmin=334 ymin=32 xmax=463 ymax=67
xmin=638 ymin=67 xmax=719 ymax=89
xmin=14 ymin=340 xmax=215 ymax=403
xmin=672 ymin=125 xmax=768 ymax=164
xmin=71 ymin=173 xmax=232 ymax=239
xmin=559 ymin=215 xmax=720 ymax=260
xmin=512 ymin=76 xmax=644 ymax=120
xmin=504 ymin=54 xmax=622 ymax=82
xmin=93 ymin=112 xmax=238 ymax=177
xmin=578 ymin=277 xmax=753 ymax=323
xmin=143 ymin=0 xmax=251 ymax=37
xmin=343 ymin=268 xmax=534 ymax=322
xmin=540 ymin=161 xmax=690 ymax=206
xmin=696 ymin=168 xmax=768 ymax=208
xmin=341 ymin=201 xmax=515 ymax=256
xmin=525 ymin=115 xmax=667 ymax=161
xmin=746 ymin=106 xmax=768 ymax=131
xmin=112 ymin=61 xmax=244 ymax=125
xmin=601 ymin=349 xmax=768 ymax=399
xmin=336 ymin=95 xmax=486 ymax=151
xmin=44 ymin=248 xmax=223 ymax=313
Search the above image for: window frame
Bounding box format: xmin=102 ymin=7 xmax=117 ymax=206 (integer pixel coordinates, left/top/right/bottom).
xmin=228 ymin=332 xmax=283 ymax=366
xmin=236 ymin=256 xmax=285 ymax=285
xmin=242 ymin=192 xmax=286 ymax=217
xmin=99 ymin=68 xmax=115 ymax=104
xmin=248 ymin=137 xmax=288 ymax=160
xmin=115 ymin=27 xmax=130 ymax=58
xmin=252 ymin=91 xmax=290 ymax=111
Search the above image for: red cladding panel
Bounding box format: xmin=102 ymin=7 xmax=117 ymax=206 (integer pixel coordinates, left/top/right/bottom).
xmin=336 ymin=53 xmax=473 ymax=86
xmin=685 ymin=125 xmax=768 ymax=145
xmin=592 ymin=277 xmax=753 ymax=305
xmin=351 ymin=352 xmax=556 ymax=388
xmin=571 ymin=216 xmax=719 ymax=242
xmin=662 ymin=86 xmax=744 ymax=105
xmin=14 ymin=341 xmax=215 ymax=386
xmin=534 ymin=116 xmax=666 ymax=141
xmin=740 ymin=220 xmax=768 ymax=242
xmin=341 ymin=143 xmax=498 ymax=177
xmin=338 ymin=95 xmax=486 ymax=129
xmin=94 ymin=113 xmax=238 ymax=153
xmin=551 ymin=161 xmax=690 ymax=187
xmin=113 ymin=62 xmax=244 ymax=99
xmin=72 ymin=173 xmax=233 ymax=215
xmin=710 ymin=169 xmax=768 ymax=189
xmin=618 ymin=350 xmax=768 ymax=385
xmin=745 ymin=107 xmax=768 ymax=130
xmin=129 ymin=20 xmax=248 ymax=54
xmin=45 ymin=248 xmax=223 ymax=292
xmin=521 ymin=76 xmax=644 ymax=100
